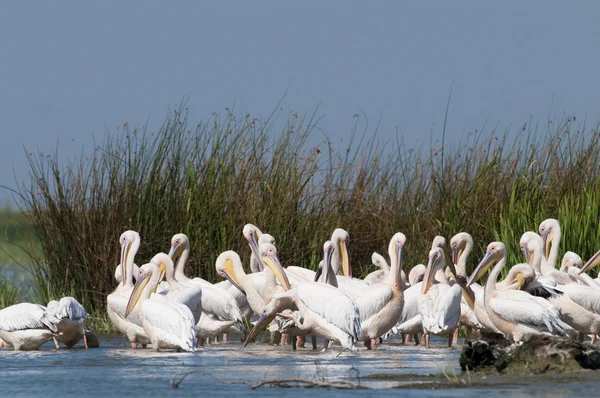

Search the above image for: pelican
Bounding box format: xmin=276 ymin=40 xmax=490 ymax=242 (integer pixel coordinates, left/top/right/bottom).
xmin=354 ymin=233 xmax=405 ymax=349
xmin=390 ymin=265 xmax=427 ymax=343
xmin=168 ymin=233 xmax=246 ymax=339
xmin=244 ymin=244 xmax=361 ymax=351
xmin=539 ymin=219 xmax=578 ymax=284
xmin=364 ymin=252 xmax=409 ymax=288
xmin=450 ymin=233 xmax=492 ymax=336
xmin=152 ymin=253 xmax=203 ymax=325
xmin=560 ymin=252 xmax=600 ymax=289
xmin=467 ymin=242 xmax=571 ymax=343
xmin=125 ymin=262 xmax=196 ymax=351
xmin=419 ymin=247 xmax=463 ymax=347
xmin=0 ymin=303 xmax=59 ymax=350
xmin=408 ymin=264 xmax=426 ymax=286
xmin=106 ymin=230 xmax=150 ymax=348
xmin=46 ymin=297 xmax=89 ymax=349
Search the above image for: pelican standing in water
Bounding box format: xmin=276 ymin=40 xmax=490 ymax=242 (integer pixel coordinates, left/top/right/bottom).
xmin=0 ymin=303 xmax=59 ymax=350
xmin=126 ymin=262 xmax=196 ymax=351
xmin=46 ymin=297 xmax=89 ymax=349
xmin=107 ymin=230 xmax=149 ymax=348
xmin=419 ymin=247 xmax=463 ymax=347
xmin=355 ymin=232 xmax=406 ymax=349
xmin=468 ymin=242 xmax=571 ymax=343
xmin=244 ymin=242 xmax=361 ymax=351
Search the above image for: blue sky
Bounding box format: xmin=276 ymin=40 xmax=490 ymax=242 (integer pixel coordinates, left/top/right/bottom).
xmin=2 ymin=1 xmax=599 ymax=203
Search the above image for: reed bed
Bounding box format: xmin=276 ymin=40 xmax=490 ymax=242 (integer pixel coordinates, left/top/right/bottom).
xmin=14 ymin=106 xmax=600 ymax=313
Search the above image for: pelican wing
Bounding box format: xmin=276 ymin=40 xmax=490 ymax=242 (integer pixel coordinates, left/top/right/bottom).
xmin=354 ymin=283 xmax=393 ymax=323
xmin=0 ymin=303 xmax=59 ymax=333
xmin=189 ymin=282 xmax=245 ymax=331
xmin=297 ymin=283 xmax=361 ymax=340
xmin=142 ymin=300 xmax=196 ymax=351
xmin=560 ymin=285 xmax=600 ymax=314
xmin=59 ymin=297 xmax=88 ymax=320
xmin=489 ymin=290 xmax=566 ymax=333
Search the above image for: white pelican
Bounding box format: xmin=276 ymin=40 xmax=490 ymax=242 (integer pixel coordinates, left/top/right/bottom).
xmin=106 ymin=230 xmax=149 ymax=348
xmin=408 ymin=264 xmax=426 ymax=286
xmin=168 ymin=233 xmax=246 ymax=338
xmin=364 ymin=252 xmax=409 ymax=288
xmin=419 ymin=247 xmax=462 ymax=347
xmin=244 ymin=245 xmax=361 ymax=351
xmin=539 ymin=219 xmax=578 ymax=284
xmin=390 ymin=265 xmax=426 ymax=343
xmin=0 ymin=303 xmax=59 ymax=350
xmin=152 ymin=253 xmax=203 ymax=325
xmin=468 ymin=242 xmax=571 ymax=343
xmin=125 ymin=262 xmax=196 ymax=351
xmin=354 ymin=233 xmax=406 ymax=349
xmin=561 ymin=252 xmax=600 ymax=289
xmin=46 ymin=297 xmax=88 ymax=349
xmin=450 ymin=233 xmax=489 ymax=336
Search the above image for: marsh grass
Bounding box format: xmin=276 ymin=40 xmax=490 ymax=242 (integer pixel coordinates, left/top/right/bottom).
xmin=14 ymin=105 xmax=600 ymax=313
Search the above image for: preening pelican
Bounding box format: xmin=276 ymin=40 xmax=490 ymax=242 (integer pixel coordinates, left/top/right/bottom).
xmin=46 ymin=297 xmax=88 ymax=349
xmin=244 ymin=245 xmax=361 ymax=351
xmin=125 ymin=262 xmax=196 ymax=351
xmin=419 ymin=247 xmax=462 ymax=347
xmin=355 ymin=233 xmax=405 ymax=349
xmin=0 ymin=303 xmax=59 ymax=350
xmin=107 ymin=230 xmax=149 ymax=348
xmin=561 ymin=252 xmax=600 ymax=289
xmin=408 ymin=264 xmax=426 ymax=286
xmin=468 ymin=242 xmax=571 ymax=343
xmin=168 ymin=233 xmax=246 ymax=338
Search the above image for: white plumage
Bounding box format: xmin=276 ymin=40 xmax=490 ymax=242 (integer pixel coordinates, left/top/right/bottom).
xmin=0 ymin=303 xmax=59 ymax=350
xmin=46 ymin=297 xmax=88 ymax=348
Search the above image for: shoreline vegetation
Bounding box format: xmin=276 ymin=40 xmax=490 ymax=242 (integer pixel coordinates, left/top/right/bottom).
xmin=2 ymin=105 xmax=600 ymax=333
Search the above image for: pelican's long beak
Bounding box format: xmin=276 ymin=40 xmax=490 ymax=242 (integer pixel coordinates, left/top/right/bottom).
xmin=321 ymin=247 xmax=333 ymax=283
xmin=467 ymin=251 xmax=494 ymax=287
xmin=243 ymin=312 xmax=274 ymax=346
xmin=248 ymin=231 xmax=265 ymax=272
xmin=541 ymin=230 xmax=551 ymax=260
xmin=153 ymin=262 xmax=167 ymax=293
xmin=516 ymin=273 xmax=525 ymax=291
xmin=125 ymin=272 xmax=151 ymax=318
xmin=521 ymin=245 xmax=531 ymax=265
xmin=446 ymin=256 xmax=475 ymax=309
xmin=394 ymin=243 xmax=404 ymax=290
xmin=422 ymin=254 xmax=440 ymax=294
xmin=313 ymin=261 xmax=323 ymax=282
xmin=219 ymin=259 xmax=245 ymax=294
xmin=580 ymin=249 xmax=600 ymax=274
xmin=262 ymin=253 xmax=291 ymax=290
xmin=340 ymin=238 xmax=351 ymax=278
xmin=120 ymin=242 xmax=131 ymax=285
xmin=451 ymin=246 xmax=459 ymax=266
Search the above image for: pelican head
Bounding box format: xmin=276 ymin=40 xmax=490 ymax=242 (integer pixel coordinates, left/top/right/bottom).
xmin=409 ymin=264 xmax=426 ymax=285
xmin=450 ymin=232 xmax=473 ymax=266
xmin=149 ymin=252 xmax=172 ymax=290
xmin=332 ymin=228 xmax=351 ymax=277
xmin=503 ymin=263 xmax=536 ymax=291
xmin=519 ymin=231 xmax=540 ymax=265
xmin=389 ymin=232 xmax=406 ymax=289
xmin=168 ymin=233 xmax=190 ymax=262
xmin=580 ymin=248 xmax=600 ymax=274
xmin=560 ymin=251 xmax=583 ymax=272
xmin=119 ymin=230 xmax=140 ymax=286
xmin=539 ymin=218 xmax=560 ymax=260
xmin=215 ymin=251 xmax=245 ymax=293
xmin=261 ymin=244 xmax=291 ymax=290
xmin=125 ymin=262 xmax=158 ymax=317
xmin=468 ymin=242 xmax=506 ymax=286
xmin=422 ymin=247 xmax=444 ymax=294
xmin=371 ymin=252 xmax=387 ymax=271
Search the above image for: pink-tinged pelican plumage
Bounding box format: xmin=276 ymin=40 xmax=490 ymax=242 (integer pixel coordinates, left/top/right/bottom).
xmin=0 ymin=303 xmax=59 ymax=350
xmin=468 ymin=242 xmax=571 ymax=343
xmin=354 ymin=232 xmax=406 ymax=349
xmin=125 ymin=262 xmax=196 ymax=351
xmin=46 ymin=297 xmax=88 ymax=349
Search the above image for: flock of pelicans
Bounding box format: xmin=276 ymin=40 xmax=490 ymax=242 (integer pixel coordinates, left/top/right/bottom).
xmin=2 ymin=218 xmax=600 ymax=352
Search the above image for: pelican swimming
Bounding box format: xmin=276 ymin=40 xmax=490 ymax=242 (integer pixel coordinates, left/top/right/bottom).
xmin=354 ymin=233 xmax=405 ymax=349
xmin=468 ymin=242 xmax=571 ymax=343
xmin=107 ymin=230 xmax=149 ymax=348
xmin=125 ymin=262 xmax=196 ymax=351
xmin=0 ymin=303 xmax=59 ymax=350
xmin=168 ymin=233 xmax=246 ymax=339
xmin=244 ymin=244 xmax=361 ymax=351
xmin=46 ymin=297 xmax=89 ymax=349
